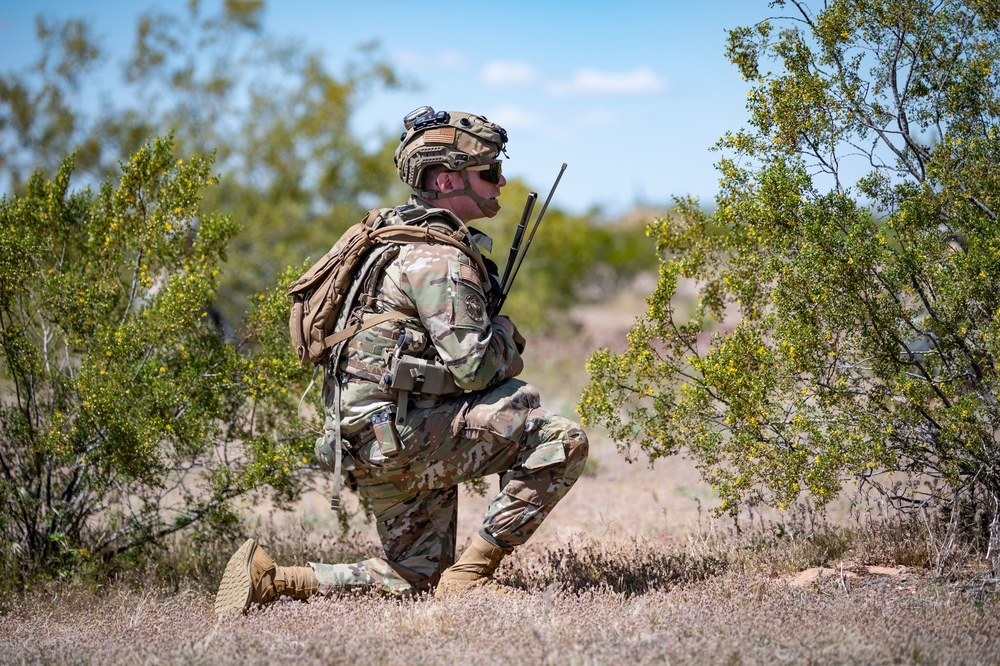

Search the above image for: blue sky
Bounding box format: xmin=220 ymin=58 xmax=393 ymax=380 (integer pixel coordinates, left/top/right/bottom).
xmin=0 ymin=0 xmax=775 ymax=216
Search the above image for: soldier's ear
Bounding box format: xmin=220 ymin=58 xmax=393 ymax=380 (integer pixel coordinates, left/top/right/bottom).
xmin=435 ymin=170 xmax=462 ymax=194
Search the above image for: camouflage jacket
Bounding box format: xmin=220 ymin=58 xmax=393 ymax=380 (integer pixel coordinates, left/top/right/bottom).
xmin=335 ymin=196 xmax=523 ymax=432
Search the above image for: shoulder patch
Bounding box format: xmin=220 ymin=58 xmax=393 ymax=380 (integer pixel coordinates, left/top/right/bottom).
xmin=465 ymin=294 xmax=485 ymax=323
xmin=459 ymin=263 xmax=481 ymax=286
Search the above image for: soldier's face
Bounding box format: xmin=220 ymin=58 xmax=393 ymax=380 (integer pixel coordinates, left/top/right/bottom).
xmin=448 ymin=167 xmax=506 ymax=221
xmin=468 ymin=165 xmax=506 ymax=202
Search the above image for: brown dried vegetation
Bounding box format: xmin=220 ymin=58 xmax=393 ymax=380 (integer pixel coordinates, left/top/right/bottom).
xmin=2 ymin=291 xmax=998 ymax=664
xmin=2 ymin=507 xmax=999 ymax=665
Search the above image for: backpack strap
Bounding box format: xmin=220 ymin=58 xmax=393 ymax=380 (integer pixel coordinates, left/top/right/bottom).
xmin=319 ymin=218 xmax=491 ymax=353
xmin=370 ymin=223 xmax=491 ymax=283
xmin=322 ymin=309 xmax=412 ymax=349
xmin=319 ymin=208 xmax=485 ymax=510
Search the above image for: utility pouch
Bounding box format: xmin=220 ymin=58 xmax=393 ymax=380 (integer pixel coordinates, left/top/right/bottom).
xmin=386 ymin=353 xmax=461 ymax=425
xmin=314 ymin=432 xmax=340 ymax=472
xmin=371 ymin=408 xmax=402 ymax=458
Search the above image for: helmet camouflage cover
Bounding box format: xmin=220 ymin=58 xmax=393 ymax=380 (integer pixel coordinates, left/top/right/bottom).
xmin=394 ymin=107 xmax=508 ymax=193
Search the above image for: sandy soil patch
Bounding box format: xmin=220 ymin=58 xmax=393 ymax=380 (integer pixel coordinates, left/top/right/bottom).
xmin=787 ymin=561 xmax=911 ymax=587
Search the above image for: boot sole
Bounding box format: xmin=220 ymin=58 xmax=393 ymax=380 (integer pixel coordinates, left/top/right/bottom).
xmin=435 ymin=578 xmax=520 ymax=599
xmin=214 ymin=538 xmax=256 ymax=617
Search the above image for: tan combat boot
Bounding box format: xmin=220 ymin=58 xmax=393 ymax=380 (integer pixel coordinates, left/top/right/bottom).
xmin=214 ymin=538 xmax=319 ymax=617
xmin=435 ymin=531 xmax=514 ymax=599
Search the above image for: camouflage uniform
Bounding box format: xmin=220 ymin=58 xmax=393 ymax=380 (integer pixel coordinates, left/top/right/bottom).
xmin=311 ymin=195 xmax=588 ymax=596
xmin=213 ymin=107 xmax=585 ymax=616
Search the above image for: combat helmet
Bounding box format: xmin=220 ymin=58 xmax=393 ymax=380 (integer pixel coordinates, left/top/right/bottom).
xmin=394 ymin=106 xmax=508 ymax=217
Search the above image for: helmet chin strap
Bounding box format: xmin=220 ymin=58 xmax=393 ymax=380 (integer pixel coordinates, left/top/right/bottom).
xmin=418 ymin=169 xmax=499 ymax=218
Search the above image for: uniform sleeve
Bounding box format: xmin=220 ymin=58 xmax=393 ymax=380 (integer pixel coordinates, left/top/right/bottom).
xmin=397 ymin=243 xmax=522 ymax=391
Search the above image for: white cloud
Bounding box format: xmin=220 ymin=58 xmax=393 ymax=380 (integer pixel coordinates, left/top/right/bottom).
xmin=488 ymin=105 xmax=544 ymax=129
xmin=392 ymin=49 xmax=468 ymax=70
xmin=572 ymin=108 xmax=617 ymax=127
xmin=479 ymin=61 xmax=667 ymax=97
xmin=480 ymin=60 xmax=541 ymax=87
xmin=435 ymin=51 xmax=468 ymax=69
xmin=547 ymin=66 xmax=667 ymax=96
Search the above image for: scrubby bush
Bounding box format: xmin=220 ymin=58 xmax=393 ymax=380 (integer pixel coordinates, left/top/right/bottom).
xmin=582 ymin=0 xmax=1000 ymax=567
xmin=0 ymin=136 xmax=314 ymax=580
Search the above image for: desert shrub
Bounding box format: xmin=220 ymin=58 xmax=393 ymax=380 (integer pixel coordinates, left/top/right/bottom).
xmin=0 ymin=136 xmax=316 ymax=584
xmin=582 ymin=0 xmax=1000 ymax=570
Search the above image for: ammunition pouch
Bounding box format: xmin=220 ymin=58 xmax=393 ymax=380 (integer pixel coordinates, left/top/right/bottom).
xmin=338 ymin=412 xmax=400 ymax=464
xmin=370 ymin=407 xmax=402 ymax=458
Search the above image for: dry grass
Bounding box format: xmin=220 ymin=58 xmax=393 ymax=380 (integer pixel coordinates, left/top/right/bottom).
xmin=3 ymin=435 xmax=999 ymax=666
xmin=3 ymin=494 xmax=999 ymax=665
xmin=2 ymin=528 xmax=998 ymax=666
xmin=3 ymin=285 xmax=999 ymax=664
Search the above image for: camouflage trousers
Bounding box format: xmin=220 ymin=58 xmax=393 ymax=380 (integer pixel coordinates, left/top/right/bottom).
xmin=309 ymin=378 xmax=588 ymax=597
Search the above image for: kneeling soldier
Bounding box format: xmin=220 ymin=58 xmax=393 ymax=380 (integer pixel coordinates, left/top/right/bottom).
xmin=215 ymin=107 xmax=588 ymax=615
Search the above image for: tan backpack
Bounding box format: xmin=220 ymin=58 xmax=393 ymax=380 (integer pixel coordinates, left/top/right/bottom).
xmin=287 ymin=206 xmax=489 ymax=365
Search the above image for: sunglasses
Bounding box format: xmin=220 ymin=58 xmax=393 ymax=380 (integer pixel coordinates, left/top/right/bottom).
xmin=467 ymin=161 xmax=503 ymax=184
